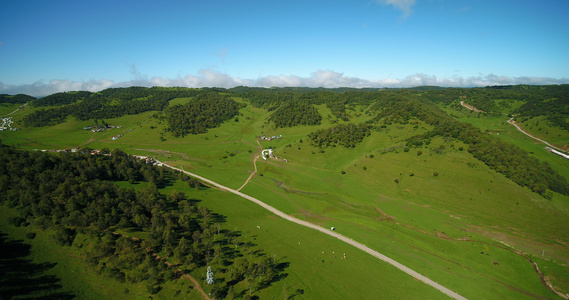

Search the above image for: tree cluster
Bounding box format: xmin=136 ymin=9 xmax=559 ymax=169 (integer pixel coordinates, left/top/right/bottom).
xmin=165 ymin=92 xmax=244 ymax=137
xmin=30 ymin=91 xmax=93 ymax=107
xmin=308 ymin=123 xmax=372 ymax=148
xmin=514 ymin=90 xmax=569 ymax=131
xmin=0 ymin=94 xmax=36 ymax=104
xmin=22 ymin=87 xmax=203 ymax=127
xmin=0 ymin=143 xmax=285 ymax=297
xmin=268 ymin=100 xmax=322 ymax=128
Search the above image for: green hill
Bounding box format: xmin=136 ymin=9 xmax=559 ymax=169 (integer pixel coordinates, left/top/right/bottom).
xmin=1 ymin=86 xmax=569 ymax=299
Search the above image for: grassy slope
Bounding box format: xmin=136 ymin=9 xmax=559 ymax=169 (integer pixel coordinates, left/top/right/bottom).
xmin=2 ymin=96 xmax=569 ymax=299
xmin=0 ymin=103 xmax=21 ymax=116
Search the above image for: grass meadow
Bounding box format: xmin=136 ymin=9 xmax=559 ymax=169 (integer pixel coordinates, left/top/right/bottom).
xmin=1 ymin=96 xmax=569 ymax=299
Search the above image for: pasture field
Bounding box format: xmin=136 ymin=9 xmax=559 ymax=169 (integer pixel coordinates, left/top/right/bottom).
xmin=1 ymin=93 xmax=569 ymax=299
xmin=240 ymin=135 xmax=569 ymax=299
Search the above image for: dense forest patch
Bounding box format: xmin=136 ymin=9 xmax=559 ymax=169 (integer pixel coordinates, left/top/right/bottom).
xmin=268 ymin=100 xmax=322 ymax=128
xmin=308 ymin=123 xmax=372 ymax=148
xmin=30 ymin=91 xmax=93 ymax=107
xmin=22 ymin=87 xmax=202 ymax=127
xmin=0 ymin=94 xmax=36 ymax=104
xmin=515 ymin=97 xmax=569 ymax=131
xmin=0 ymin=142 xmax=286 ymax=298
xmin=165 ymin=92 xmax=244 ymax=137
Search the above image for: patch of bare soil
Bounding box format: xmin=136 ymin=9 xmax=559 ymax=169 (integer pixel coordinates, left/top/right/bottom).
xmin=374 ymin=207 xmax=395 ymax=223
xmin=268 ymin=178 xmax=323 ymax=195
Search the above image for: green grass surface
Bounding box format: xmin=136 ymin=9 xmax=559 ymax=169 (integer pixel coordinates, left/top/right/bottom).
xmin=2 ymin=96 xmax=569 ymax=299
xmin=0 ymin=103 xmax=21 ymax=116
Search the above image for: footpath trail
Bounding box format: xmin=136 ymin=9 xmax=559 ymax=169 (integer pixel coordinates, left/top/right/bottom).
xmin=237 ymin=155 xmax=259 ymax=192
xmin=158 ymin=160 xmax=467 ymax=300
xmin=237 ymin=139 xmax=263 ymax=192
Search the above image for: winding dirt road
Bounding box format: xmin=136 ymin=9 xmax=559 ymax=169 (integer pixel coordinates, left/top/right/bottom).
xmin=461 ymin=100 xmax=567 ymax=154
xmin=159 ymin=160 xmax=467 ymax=300
xmin=507 ymin=118 xmax=568 ymax=153
xmin=0 ymin=103 xmax=26 ymax=117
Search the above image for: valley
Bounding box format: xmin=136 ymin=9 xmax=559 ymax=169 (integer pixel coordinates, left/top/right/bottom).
xmin=1 ymin=86 xmax=569 ymax=299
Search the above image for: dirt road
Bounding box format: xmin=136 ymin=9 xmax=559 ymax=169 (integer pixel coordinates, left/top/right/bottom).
xmin=0 ymin=103 xmax=26 ymax=117
xmin=159 ymin=160 xmax=467 ymax=300
xmin=461 ymin=100 xmax=567 ymax=154
xmin=507 ymin=118 xmax=567 ymax=153
xmin=460 ymin=100 xmax=485 ymax=113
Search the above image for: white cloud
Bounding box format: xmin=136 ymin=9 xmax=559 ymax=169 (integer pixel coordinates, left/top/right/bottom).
xmin=373 ymin=0 xmax=416 ymax=17
xmin=0 ymin=79 xmax=115 ymax=97
xmin=1 ymin=70 xmax=567 ymax=97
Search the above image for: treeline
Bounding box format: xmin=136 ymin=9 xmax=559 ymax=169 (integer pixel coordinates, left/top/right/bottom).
xmin=0 ymin=143 xmax=285 ymax=297
xmin=30 ymin=91 xmax=93 ymax=107
xmin=23 ymin=96 xmax=170 ymax=127
xmin=233 ymin=88 xmax=376 ymax=124
xmin=308 ymin=123 xmax=372 ymax=148
xmin=422 ymin=84 xmax=569 ymax=116
xmin=165 ymin=92 xmax=244 ymax=137
xmin=0 ymin=94 xmax=35 ymax=104
xmin=514 ymin=91 xmax=569 ymax=131
xmin=22 ymin=87 xmax=203 ymax=127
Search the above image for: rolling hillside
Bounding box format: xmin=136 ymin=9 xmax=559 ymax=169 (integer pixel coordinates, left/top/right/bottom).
xmin=1 ymin=85 xmax=569 ymax=299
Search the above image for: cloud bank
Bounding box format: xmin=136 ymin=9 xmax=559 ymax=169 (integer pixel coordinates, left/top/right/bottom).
xmin=1 ymin=70 xmax=568 ymax=97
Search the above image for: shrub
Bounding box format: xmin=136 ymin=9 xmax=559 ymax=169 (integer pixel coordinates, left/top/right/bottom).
xmin=433 ymin=172 xmax=439 ymax=177
xmin=8 ymin=217 xmax=26 ymax=227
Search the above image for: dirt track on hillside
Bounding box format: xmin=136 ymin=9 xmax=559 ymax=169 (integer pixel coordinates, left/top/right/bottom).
xmin=158 ymin=160 xmax=468 ymax=300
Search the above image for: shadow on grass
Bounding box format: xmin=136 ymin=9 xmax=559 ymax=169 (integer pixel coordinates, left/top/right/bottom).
xmin=0 ymin=232 xmax=76 ymax=299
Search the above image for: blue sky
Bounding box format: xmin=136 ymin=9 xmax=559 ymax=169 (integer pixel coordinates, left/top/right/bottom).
xmin=1 ymin=0 xmax=568 ymax=96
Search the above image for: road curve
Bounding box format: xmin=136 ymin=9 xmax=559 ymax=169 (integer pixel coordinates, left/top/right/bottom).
xmin=157 ymin=161 xmax=467 ymax=300
xmin=507 ymin=118 xmax=568 ymax=153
